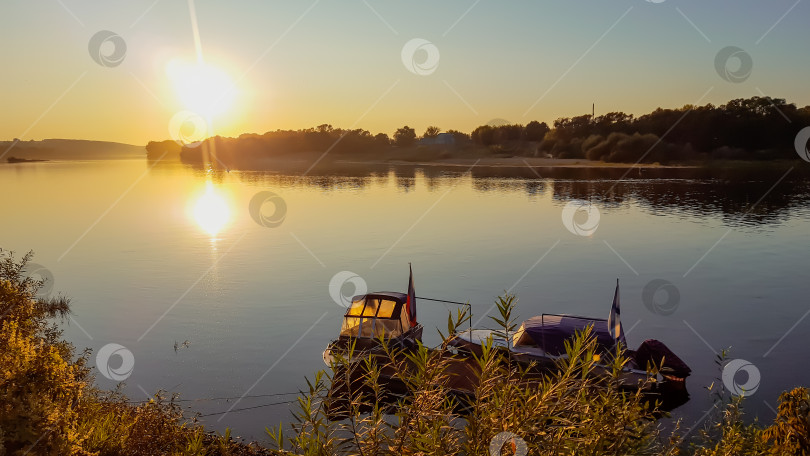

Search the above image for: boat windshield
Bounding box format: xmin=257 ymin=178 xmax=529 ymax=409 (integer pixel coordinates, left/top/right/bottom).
xmin=340 ymin=297 xmax=403 ymax=338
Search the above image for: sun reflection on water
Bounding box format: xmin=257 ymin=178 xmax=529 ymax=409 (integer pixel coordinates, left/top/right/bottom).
xmin=193 ymin=182 xmax=230 ymax=236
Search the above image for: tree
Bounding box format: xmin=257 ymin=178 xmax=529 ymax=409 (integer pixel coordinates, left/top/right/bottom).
xmin=471 ymin=125 xmax=495 ymax=146
xmin=553 ymin=115 xmax=593 ymax=141
xmin=145 ymin=140 xmax=182 ymax=160
xmin=393 ymin=126 xmax=416 ymax=147
xmin=493 ymin=124 xmax=523 ymax=143
xmin=524 ymin=121 xmax=550 ymax=142
xmin=593 ymin=112 xmax=633 ymax=136
xmin=374 ymin=133 xmax=390 ymax=147
xmin=423 ymin=126 xmax=441 ymax=138
xmin=445 ymin=129 xmax=470 ymax=144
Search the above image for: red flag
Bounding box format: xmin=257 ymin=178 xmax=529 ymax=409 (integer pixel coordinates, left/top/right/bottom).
xmin=407 ymin=264 xmax=417 ymax=326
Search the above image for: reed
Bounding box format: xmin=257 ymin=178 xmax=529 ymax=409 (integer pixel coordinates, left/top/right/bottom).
xmin=272 ymin=293 xmax=810 ymax=455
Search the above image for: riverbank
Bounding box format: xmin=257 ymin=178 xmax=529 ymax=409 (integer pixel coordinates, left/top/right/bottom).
xmin=0 ymin=139 xmax=144 ymax=161
xmin=7 ymin=156 xmax=49 ymax=163
xmin=341 ymin=156 xmax=697 ymax=169
xmin=164 ymin=141 xmax=806 ymax=173
xmin=166 ymin=147 xmax=700 ymax=172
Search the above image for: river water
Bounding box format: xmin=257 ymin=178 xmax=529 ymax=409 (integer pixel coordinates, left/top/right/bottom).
xmin=2 ymin=158 xmax=809 ymax=441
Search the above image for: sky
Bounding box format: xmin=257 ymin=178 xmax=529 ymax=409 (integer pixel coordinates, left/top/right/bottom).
xmin=0 ymin=0 xmax=808 ymax=145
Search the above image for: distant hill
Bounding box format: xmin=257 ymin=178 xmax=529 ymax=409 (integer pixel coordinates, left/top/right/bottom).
xmin=1 ymin=139 xmax=144 ymax=161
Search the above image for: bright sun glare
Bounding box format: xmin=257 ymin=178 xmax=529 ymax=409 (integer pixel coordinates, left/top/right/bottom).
xmin=193 ymin=182 xmax=230 ymax=236
xmin=167 ymin=59 xmax=237 ymax=118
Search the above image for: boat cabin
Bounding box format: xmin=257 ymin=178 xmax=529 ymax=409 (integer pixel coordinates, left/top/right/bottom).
xmin=512 ymin=314 xmax=625 ymax=356
xmin=340 ymin=292 xmax=418 ymax=340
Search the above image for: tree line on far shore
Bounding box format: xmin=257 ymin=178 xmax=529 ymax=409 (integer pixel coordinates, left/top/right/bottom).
xmin=146 ymin=96 xmax=810 ymax=166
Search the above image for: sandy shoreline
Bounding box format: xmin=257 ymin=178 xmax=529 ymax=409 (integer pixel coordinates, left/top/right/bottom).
xmin=337 ymin=157 xmax=697 ymax=169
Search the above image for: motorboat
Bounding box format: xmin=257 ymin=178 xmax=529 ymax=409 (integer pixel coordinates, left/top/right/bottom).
xmin=323 ymin=291 xmax=433 ymax=418
xmin=322 ymin=291 xmax=423 ymax=366
xmin=449 ymin=313 xmax=691 ymax=392
xmin=323 ymin=277 xmax=691 ymax=417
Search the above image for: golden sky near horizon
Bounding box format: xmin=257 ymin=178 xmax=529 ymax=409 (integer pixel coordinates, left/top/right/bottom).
xmin=1 ymin=0 xmax=808 ymax=145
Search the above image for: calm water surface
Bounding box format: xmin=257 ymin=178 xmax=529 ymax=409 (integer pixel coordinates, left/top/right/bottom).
xmin=2 ymin=159 xmax=810 ymax=441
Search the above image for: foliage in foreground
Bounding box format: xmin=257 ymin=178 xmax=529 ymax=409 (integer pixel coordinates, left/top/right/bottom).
xmin=0 ymin=250 xmax=270 ymax=456
xmin=1 ymin=249 xmax=809 ymax=455
xmin=269 ymin=295 xmax=810 ymax=455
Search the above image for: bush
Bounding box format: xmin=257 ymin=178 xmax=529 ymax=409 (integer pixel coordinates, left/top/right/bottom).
xmin=538 ymin=138 xmax=557 ymax=153
xmin=762 ymin=387 xmax=810 ymax=454
xmin=554 ymin=138 xmax=585 ymax=159
xmin=0 ymin=251 xmax=87 ymax=455
xmin=581 ymin=134 xmax=605 ymax=157
xmin=606 ymin=133 xmax=661 ymax=163
xmin=0 ymin=251 xmax=270 ymax=456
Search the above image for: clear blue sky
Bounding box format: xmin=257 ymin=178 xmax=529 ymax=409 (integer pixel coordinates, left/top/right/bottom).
xmin=1 ymin=0 xmax=807 ymax=143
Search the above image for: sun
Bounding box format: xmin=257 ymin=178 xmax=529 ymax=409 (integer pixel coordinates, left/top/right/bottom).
xmin=167 ymin=59 xmax=237 ymax=118
xmin=193 ymin=182 xmax=230 ymax=236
